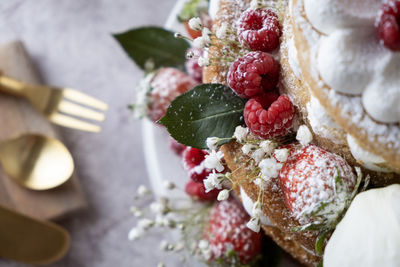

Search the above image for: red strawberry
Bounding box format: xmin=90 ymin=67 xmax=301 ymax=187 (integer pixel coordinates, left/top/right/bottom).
xmin=148 ymin=68 xmax=198 ymax=122
xmin=182 ymin=147 xmax=212 ymax=183
xmin=185 ymin=180 xmax=219 ymax=201
xmin=278 ymin=145 xmax=357 ymax=222
xmin=203 ymin=199 xmax=262 ymax=264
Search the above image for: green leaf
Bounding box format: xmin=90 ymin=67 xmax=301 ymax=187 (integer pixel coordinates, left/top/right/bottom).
xmin=159 ymin=84 xmax=246 ymax=149
xmin=177 ymin=0 xmax=208 ymax=22
xmin=113 ymin=27 xmax=190 ymax=71
xmin=315 ymin=230 xmax=330 ymax=255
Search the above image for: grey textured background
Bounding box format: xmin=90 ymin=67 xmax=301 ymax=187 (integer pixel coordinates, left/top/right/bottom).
xmin=0 ymin=0 xmax=180 ymax=266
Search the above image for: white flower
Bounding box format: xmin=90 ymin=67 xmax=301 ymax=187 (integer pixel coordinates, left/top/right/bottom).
xmin=188 ymin=17 xmax=202 ymax=31
xmin=193 ymin=36 xmax=206 ymax=48
xmin=137 ymin=185 xmax=151 ymax=196
xmin=259 ymin=157 xmax=282 ymax=180
xmin=150 ymin=199 xmax=168 ymax=215
xmin=216 ymin=23 xmax=228 ymax=39
xmin=251 ymin=148 xmax=265 ymax=164
xmin=198 ymin=240 xmax=209 ymax=250
xmin=259 ymin=140 xmax=276 ymax=155
xmin=198 ymin=240 xmax=212 ymax=260
xmin=241 ymin=144 xmax=256 ymax=155
xmin=252 ymin=201 xmax=262 ymax=219
xmin=206 ymin=137 xmax=220 ymax=151
xmin=160 ymin=240 xmax=169 ymax=251
xmin=204 ymin=150 xmax=224 ymax=172
xmin=274 ymin=148 xmax=290 ymax=163
xmin=198 ymin=56 xmax=210 ymax=66
xmin=250 ymin=0 xmax=261 ymax=9
xmin=246 ymin=217 xmax=261 ymax=233
xmin=217 ymin=189 xmax=230 ymax=201
xmin=203 ymin=171 xmax=224 ymax=192
xmin=253 ymin=177 xmax=267 ymax=189
xmin=203 ymin=176 xmax=216 ymax=192
xmin=174 ymin=242 xmax=184 ymax=252
xmin=296 ymin=125 xmax=313 ymax=146
xmin=155 ymin=214 xmax=168 ymax=226
xmin=233 ymin=126 xmax=248 ymax=143
xmin=130 ymin=206 xmax=143 ymax=217
xmin=163 ymin=180 xmax=175 ymax=190
xmin=137 ymin=218 xmax=154 ymax=230
xmin=202 ymin=27 xmax=212 ymax=43
xmin=128 ymin=227 xmax=143 ymax=240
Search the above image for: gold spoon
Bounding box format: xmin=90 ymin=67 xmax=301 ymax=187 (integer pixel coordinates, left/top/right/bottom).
xmin=0 ymin=204 xmax=70 ymax=264
xmin=0 ymin=134 xmax=74 ymax=190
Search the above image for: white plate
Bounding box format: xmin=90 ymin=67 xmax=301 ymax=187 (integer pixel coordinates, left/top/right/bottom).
xmin=142 ymin=0 xmax=189 ymax=199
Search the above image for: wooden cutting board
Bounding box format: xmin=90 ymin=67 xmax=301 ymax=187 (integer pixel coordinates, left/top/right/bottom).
xmin=0 ymin=41 xmax=87 ymax=221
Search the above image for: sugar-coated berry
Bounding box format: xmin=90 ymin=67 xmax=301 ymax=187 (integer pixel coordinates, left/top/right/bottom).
xmin=182 ymin=147 xmax=212 ymax=183
xmin=148 ymin=68 xmax=198 ymax=122
xmin=185 ymin=180 xmax=220 ymax=201
xmin=203 ymin=199 xmax=262 ymax=264
xmin=227 ymin=51 xmax=280 ymax=98
xmin=376 ymin=0 xmax=400 ymax=51
xmin=237 ymin=8 xmax=281 ymax=52
xmin=278 ymin=145 xmax=356 ymax=219
xmin=244 ymin=93 xmax=294 ymax=139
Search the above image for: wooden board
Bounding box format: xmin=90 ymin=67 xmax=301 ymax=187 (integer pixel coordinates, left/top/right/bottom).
xmin=0 ymin=41 xmax=87 ymax=221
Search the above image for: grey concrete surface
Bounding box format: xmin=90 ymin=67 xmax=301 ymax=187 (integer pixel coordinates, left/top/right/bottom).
xmin=0 ymin=0 xmax=180 ymax=266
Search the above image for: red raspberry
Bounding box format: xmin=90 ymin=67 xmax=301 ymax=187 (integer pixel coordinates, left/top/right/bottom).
xmin=278 ymin=145 xmax=357 ymax=220
xmin=203 ymin=199 xmax=262 ymax=264
xmin=185 ymin=48 xmax=203 ymax=83
xmin=182 ymin=147 xmax=211 ymax=183
xmin=148 ymin=68 xmax=198 ymax=122
xmin=185 ymin=180 xmax=220 ymax=201
xmin=244 ymin=93 xmax=294 ymax=139
xmin=237 ymin=9 xmax=281 ymax=52
xmin=227 ymin=51 xmax=280 ymax=98
xmin=376 ymin=0 xmax=400 ymax=51
xmin=169 ymin=136 xmax=186 ymax=156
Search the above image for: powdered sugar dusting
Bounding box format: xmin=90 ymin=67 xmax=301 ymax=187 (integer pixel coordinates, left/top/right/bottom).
xmin=279 ymin=145 xmax=356 ymax=222
xmin=291 ymin=0 xmax=400 ymax=166
xmin=205 ymin=199 xmax=261 ymax=262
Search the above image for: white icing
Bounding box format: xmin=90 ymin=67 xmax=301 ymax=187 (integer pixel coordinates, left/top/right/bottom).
xmin=287 ymin=36 xmax=302 ymax=79
xmin=346 ymin=134 xmax=390 ymax=173
xmin=324 ymin=185 xmax=400 ymax=267
xmin=306 ymin=95 xmax=342 ymax=143
xmin=240 ymin=187 xmax=272 ymax=226
xmin=317 ymin=28 xmax=379 ymax=95
xmin=304 ymin=0 xmax=381 ymax=35
xmin=304 ymin=0 xmax=400 ymax=123
xmin=208 ymin=0 xmax=220 ymax=21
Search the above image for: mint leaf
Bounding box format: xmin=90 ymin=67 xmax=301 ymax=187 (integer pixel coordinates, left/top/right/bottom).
xmin=160 ymin=84 xmax=246 ymax=149
xmin=113 ymin=27 xmax=189 ymax=71
xmin=178 ymin=0 xmax=208 ymax=22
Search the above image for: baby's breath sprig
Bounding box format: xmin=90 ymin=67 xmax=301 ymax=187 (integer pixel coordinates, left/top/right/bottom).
xmin=128 ymin=182 xmax=216 ymax=265
xmin=174 ymin=17 xmax=250 ymax=68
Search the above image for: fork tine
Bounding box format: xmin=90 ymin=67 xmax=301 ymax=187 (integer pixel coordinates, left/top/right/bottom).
xmin=50 ymin=113 xmax=101 ymax=132
xmin=58 ymin=100 xmax=105 ymax=121
xmin=62 ymin=88 xmax=108 ymax=110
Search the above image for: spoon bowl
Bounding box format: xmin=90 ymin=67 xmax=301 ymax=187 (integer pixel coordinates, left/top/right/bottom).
xmin=0 ymin=134 xmax=74 ymax=190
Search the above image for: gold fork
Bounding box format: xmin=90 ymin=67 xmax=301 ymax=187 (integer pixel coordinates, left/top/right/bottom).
xmin=0 ymin=73 xmax=108 ymax=132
